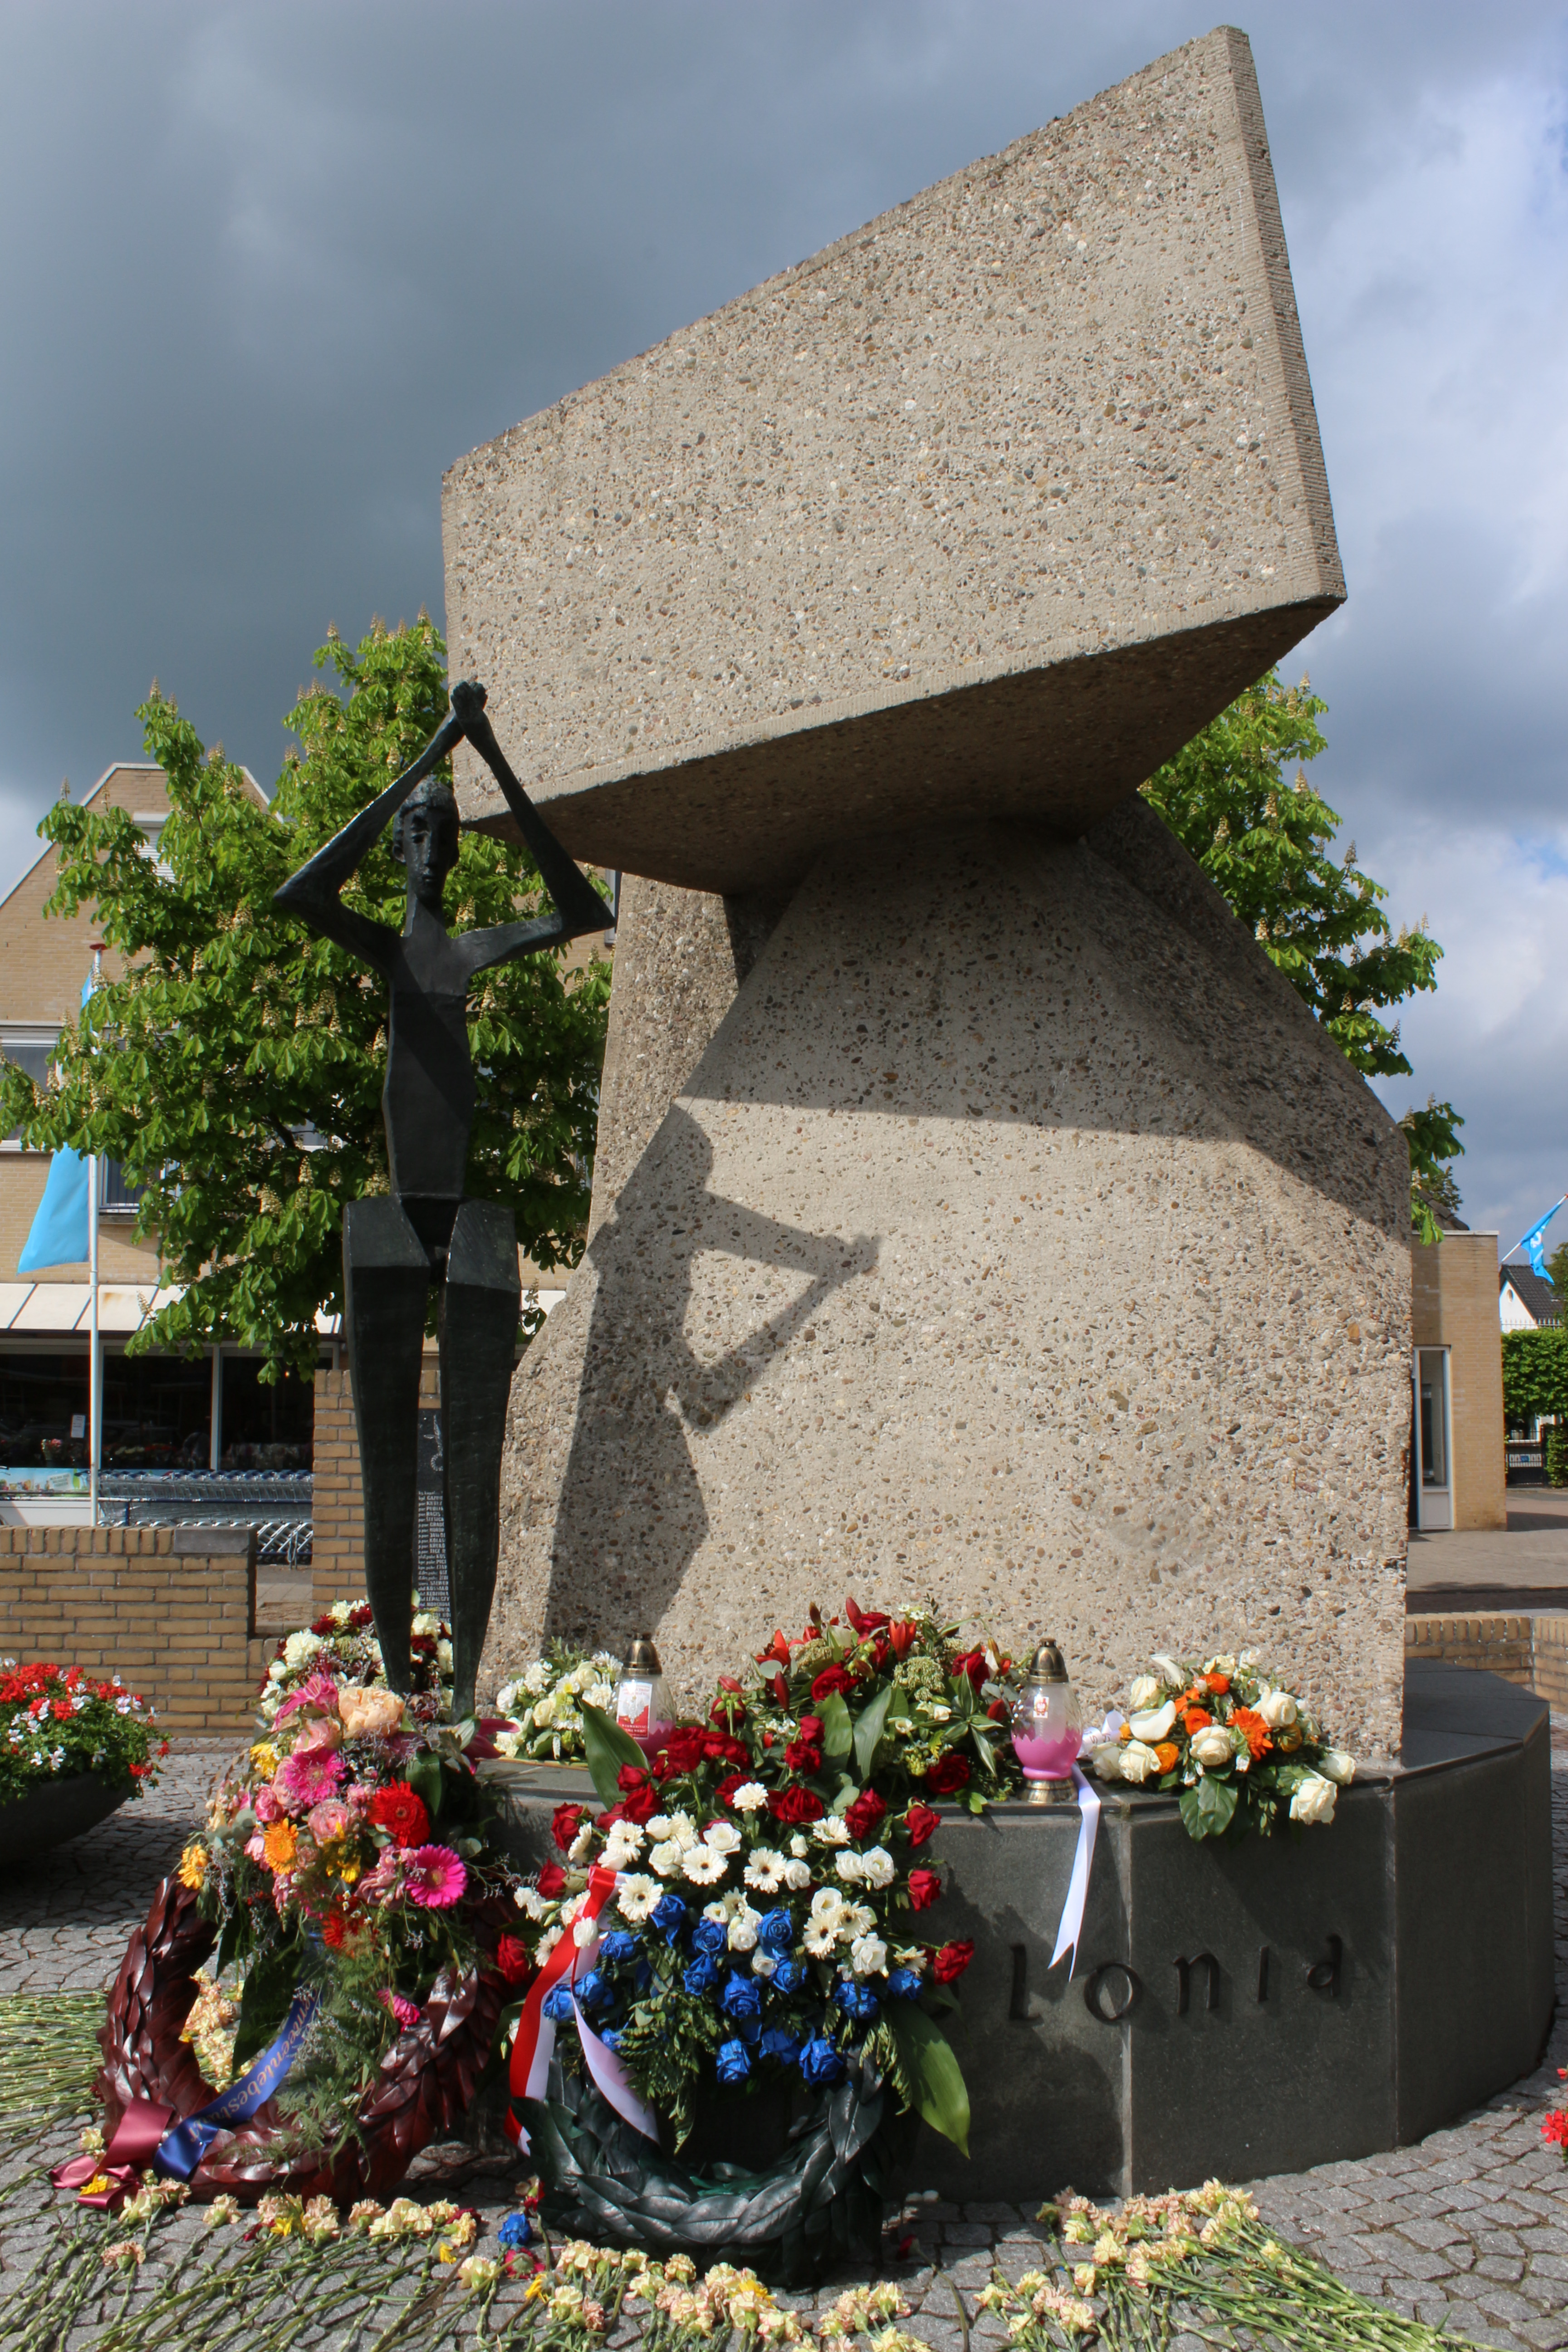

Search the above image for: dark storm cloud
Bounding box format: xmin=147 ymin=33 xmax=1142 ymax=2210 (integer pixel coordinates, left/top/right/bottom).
xmin=2 ymin=1 xmax=1565 ymax=1235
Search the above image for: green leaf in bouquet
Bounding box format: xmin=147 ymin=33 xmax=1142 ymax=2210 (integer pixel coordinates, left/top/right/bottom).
xmin=852 ymin=1684 xmax=893 ymax=1779
xmin=888 ymin=2001 xmax=970 ymax=2154
xmin=1180 ymin=1773 xmax=1238 ymax=1841
xmin=406 ymin=1749 xmax=445 ymax=1818
xmin=817 ymin=1690 xmax=854 ymax=1760
xmin=579 ymin=1702 xmax=648 ymax=1805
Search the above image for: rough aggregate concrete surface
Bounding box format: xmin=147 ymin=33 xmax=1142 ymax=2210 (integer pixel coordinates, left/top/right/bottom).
xmin=442 ymin=26 xmax=1342 ymax=896
xmin=490 ymin=804 xmax=1411 ymax=1760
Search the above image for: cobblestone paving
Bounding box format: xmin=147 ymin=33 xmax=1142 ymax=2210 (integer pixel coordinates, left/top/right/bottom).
xmin=1 ymin=1740 xmax=1567 ymax=2346
xmin=0 ymin=1741 xmax=228 ymax=1995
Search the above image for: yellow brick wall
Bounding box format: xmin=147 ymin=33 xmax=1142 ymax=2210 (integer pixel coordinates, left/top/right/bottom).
xmin=1410 ymin=1230 xmax=1506 ymax=1530
xmin=0 ymin=1524 xmax=258 ymax=1732
xmin=311 ymin=1355 xmax=441 ymax=1618
xmin=1406 ymin=1611 xmax=1568 ymax=1714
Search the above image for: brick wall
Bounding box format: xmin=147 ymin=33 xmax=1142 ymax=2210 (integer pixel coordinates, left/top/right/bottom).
xmin=0 ymin=1523 xmax=260 ymax=1733
xmin=1410 ymin=1230 xmax=1506 ymax=1530
xmin=311 ymin=1355 xmax=440 ymax=1620
xmin=1406 ymin=1612 xmax=1568 ymax=1714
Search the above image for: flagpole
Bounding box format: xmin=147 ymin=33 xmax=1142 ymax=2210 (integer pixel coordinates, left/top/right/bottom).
xmin=88 ymin=943 xmax=104 ymax=1529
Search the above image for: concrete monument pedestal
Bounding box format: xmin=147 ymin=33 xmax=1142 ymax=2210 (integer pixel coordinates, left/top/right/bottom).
xmin=490 ymin=1665 xmax=1554 ymax=2198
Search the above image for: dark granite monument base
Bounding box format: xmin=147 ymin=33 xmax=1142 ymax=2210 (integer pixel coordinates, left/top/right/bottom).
xmin=485 ymin=1664 xmax=1554 ymax=2199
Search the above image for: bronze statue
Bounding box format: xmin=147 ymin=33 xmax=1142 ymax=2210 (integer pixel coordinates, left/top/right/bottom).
xmin=274 ymin=680 xmax=606 ymax=1719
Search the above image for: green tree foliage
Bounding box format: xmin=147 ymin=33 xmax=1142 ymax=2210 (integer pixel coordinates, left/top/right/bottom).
xmin=1544 ymin=1238 xmax=1568 ymax=1297
xmin=1142 ymin=670 xmax=1461 ymax=1238
xmin=0 ymin=617 xmax=610 ymax=1380
xmin=1501 ymin=1330 xmax=1568 ymax=1429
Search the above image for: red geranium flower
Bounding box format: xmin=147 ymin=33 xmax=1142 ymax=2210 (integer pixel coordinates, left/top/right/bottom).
xmin=932 ymin=1939 xmax=974 ymax=1984
xmin=652 ymin=1728 xmax=707 ymax=1779
xmin=906 ymin=1867 xmax=942 ymax=1911
xmin=810 ymin=1666 xmax=854 ymax=1701
xmin=495 ymin=1934 xmax=533 ymax=1986
xmin=536 ymin=1862 xmax=567 ymax=1898
xmin=925 ymin=1752 xmax=970 ymax=1796
xmin=844 ymin=1788 xmax=887 ymax=1839
xmin=768 ymin=1785 xmax=826 ymax=1826
xmin=367 ymin=1783 xmax=431 ymax=1849
xmin=551 ymin=1803 xmax=588 ymax=1852
xmin=903 ymin=1803 xmax=939 ymax=1847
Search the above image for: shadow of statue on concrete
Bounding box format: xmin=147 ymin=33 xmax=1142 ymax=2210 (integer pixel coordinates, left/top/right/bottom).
xmin=542 ymin=1104 xmax=876 ymax=1648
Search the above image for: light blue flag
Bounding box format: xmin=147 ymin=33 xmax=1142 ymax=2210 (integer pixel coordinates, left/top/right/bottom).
xmin=1509 ymin=1198 xmax=1565 ymax=1284
xmin=18 ymin=1147 xmax=90 ymax=1270
xmin=16 ymin=972 xmax=95 ymax=1273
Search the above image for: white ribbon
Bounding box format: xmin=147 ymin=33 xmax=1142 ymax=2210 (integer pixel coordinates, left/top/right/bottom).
xmin=572 ymin=1995 xmax=661 ymax=2142
xmin=1048 ymin=1764 xmax=1100 ymax=1979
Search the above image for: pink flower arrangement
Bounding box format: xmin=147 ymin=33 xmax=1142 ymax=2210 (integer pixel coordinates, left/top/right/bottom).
xmin=378 ymin=1989 xmax=421 ymax=2031
xmin=293 ymin=1715 xmax=344 ymax=1756
xmin=274 ymin=1747 xmax=347 ymax=1812
xmin=402 ymin=1845 xmax=467 ymax=1909
xmin=274 ymin=1671 xmax=339 ymax=1724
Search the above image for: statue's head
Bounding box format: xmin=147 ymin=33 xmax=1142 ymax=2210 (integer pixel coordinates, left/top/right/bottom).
xmin=393 ymin=778 xmax=460 ymax=912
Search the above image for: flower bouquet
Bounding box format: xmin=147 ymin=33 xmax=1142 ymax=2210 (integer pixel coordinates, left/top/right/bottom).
xmin=1085 ymin=1653 xmax=1355 ymax=1841
xmin=493 ymin=1646 xmax=623 ymax=1764
xmin=92 ymin=1623 xmax=527 ymax=2204
xmin=500 ymin=1599 xmax=984 ymax=2280
xmin=0 ymin=1660 xmax=163 ymax=1804
xmin=256 ymin=1597 xmax=451 ymax=1728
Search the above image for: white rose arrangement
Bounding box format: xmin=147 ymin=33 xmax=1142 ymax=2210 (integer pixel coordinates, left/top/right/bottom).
xmin=492 ymin=1644 xmax=624 ymax=1764
xmin=1089 ymin=1653 xmax=1355 ymax=1843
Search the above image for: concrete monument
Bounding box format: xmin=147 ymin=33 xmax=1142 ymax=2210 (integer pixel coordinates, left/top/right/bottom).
xmin=442 ymin=28 xmax=1412 ymax=1760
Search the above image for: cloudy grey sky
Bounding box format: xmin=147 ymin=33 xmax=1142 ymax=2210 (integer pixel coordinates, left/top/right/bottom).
xmin=2 ymin=2 xmax=1564 ymax=1250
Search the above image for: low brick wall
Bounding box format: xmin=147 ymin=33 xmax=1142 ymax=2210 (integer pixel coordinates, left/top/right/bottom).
xmin=0 ymin=1525 xmax=259 ymax=1733
xmin=1406 ymin=1611 xmax=1568 ymax=1714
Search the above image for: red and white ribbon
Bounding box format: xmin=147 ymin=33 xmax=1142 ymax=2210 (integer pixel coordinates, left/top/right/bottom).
xmin=506 ymin=1862 xmax=658 ymax=2149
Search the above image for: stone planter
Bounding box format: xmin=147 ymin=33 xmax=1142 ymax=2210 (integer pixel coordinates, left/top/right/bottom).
xmin=0 ymin=1772 xmax=132 ymax=1867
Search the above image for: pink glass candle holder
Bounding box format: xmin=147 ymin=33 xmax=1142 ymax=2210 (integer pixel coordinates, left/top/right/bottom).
xmin=1010 ymin=1641 xmax=1082 ymax=1804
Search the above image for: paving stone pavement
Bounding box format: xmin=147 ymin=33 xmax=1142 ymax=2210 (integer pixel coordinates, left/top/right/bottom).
xmin=1 ymin=1738 xmax=1567 ymax=2347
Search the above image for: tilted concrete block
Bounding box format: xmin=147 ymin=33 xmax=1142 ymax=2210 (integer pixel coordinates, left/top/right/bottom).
xmin=444 ymin=25 xmax=1339 ymax=896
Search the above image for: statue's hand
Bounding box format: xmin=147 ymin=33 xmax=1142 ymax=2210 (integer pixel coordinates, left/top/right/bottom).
xmin=451 ymin=680 xmax=488 ymax=728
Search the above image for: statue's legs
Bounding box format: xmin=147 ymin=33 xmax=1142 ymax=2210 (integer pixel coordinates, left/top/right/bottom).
xmin=343 ymin=1196 xmax=431 ymax=1695
xmin=438 ymin=1200 xmax=521 ymax=1720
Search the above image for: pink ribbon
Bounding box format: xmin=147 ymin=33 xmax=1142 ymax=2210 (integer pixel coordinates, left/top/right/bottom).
xmin=51 ymin=2100 xmax=173 ymax=2209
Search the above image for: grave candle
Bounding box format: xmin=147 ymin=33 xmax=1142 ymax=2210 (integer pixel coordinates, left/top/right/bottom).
xmin=615 ymin=1634 xmax=674 ymax=1760
xmin=1010 ymin=1640 xmax=1082 ymax=1805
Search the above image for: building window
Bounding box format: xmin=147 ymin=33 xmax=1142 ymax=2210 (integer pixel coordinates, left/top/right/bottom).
xmin=100 ymin=1160 xmax=146 ymax=1216
xmin=0 ymin=1038 xmax=54 ymax=1146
